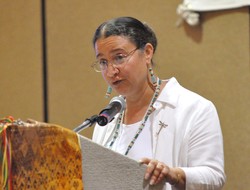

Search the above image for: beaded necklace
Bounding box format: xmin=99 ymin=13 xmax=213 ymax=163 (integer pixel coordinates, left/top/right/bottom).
xmin=109 ymin=78 xmax=162 ymax=155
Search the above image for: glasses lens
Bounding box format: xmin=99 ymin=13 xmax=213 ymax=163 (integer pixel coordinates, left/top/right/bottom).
xmin=91 ymin=48 xmax=138 ymax=72
xmin=91 ymin=61 xmax=102 ymax=72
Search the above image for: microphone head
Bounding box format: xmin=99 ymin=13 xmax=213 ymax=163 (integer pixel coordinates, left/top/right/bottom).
xmin=97 ymin=96 xmax=126 ymax=126
xmin=110 ymin=96 xmax=126 ymax=111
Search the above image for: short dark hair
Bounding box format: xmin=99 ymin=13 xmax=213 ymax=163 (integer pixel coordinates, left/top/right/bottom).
xmin=93 ymin=17 xmax=157 ymax=53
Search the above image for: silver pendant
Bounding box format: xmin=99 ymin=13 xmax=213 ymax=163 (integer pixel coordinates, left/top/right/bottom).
xmin=157 ymin=121 xmax=168 ymax=135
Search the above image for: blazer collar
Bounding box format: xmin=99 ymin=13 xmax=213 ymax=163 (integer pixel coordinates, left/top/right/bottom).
xmin=155 ymin=77 xmax=181 ymax=109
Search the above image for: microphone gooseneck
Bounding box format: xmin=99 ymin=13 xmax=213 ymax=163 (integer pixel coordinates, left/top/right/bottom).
xmin=73 ymin=114 xmax=99 ymax=133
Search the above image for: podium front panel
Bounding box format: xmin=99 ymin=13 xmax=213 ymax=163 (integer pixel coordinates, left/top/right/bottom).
xmin=79 ymin=135 xmax=165 ymax=190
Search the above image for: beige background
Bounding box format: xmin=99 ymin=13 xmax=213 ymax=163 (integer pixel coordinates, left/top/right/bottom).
xmin=0 ymin=1 xmax=249 ymax=189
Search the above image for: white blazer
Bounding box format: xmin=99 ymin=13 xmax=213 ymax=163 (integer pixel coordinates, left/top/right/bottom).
xmin=93 ymin=77 xmax=226 ymax=190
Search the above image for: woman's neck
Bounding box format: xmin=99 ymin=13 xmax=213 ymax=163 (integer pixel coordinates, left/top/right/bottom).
xmin=123 ymin=84 xmax=155 ymax=124
xmin=123 ymin=79 xmax=167 ymax=125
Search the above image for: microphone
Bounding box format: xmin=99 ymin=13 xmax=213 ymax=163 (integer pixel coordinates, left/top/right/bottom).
xmin=97 ymin=96 xmax=126 ymax=126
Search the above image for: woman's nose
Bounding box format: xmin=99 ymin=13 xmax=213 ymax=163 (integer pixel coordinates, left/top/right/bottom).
xmin=106 ymin=63 xmax=119 ymax=77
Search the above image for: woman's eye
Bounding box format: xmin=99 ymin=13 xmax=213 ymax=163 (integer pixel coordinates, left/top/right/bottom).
xmin=99 ymin=59 xmax=108 ymax=66
xmin=114 ymin=54 xmax=126 ymax=63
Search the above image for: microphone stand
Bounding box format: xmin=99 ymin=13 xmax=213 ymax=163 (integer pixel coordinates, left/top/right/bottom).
xmin=73 ymin=115 xmax=98 ymax=133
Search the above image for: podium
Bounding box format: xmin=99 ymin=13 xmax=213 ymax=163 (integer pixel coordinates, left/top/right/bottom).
xmin=0 ymin=119 xmax=165 ymax=190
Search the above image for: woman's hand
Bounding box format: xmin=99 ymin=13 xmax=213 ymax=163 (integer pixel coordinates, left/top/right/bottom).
xmin=139 ymin=158 xmax=185 ymax=189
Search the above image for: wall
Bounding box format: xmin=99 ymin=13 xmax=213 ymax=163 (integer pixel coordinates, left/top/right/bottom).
xmin=0 ymin=1 xmax=249 ymax=189
xmin=0 ymin=1 xmax=43 ymax=120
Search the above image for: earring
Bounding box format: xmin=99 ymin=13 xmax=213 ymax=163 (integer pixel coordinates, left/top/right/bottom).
xmin=149 ymin=67 xmax=157 ymax=86
xmin=105 ymin=86 xmax=112 ymax=98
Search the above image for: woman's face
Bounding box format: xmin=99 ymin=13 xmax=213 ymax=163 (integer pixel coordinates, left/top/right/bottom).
xmin=94 ymin=36 xmax=153 ymax=97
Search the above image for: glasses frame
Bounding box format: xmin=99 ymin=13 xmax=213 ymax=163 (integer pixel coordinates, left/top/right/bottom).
xmin=91 ymin=48 xmax=138 ymax=72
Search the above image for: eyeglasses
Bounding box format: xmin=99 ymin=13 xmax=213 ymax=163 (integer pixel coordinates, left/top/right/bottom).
xmin=91 ymin=48 xmax=138 ymax=72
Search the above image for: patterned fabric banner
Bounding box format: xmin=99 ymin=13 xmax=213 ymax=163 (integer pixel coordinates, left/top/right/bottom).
xmin=0 ymin=117 xmax=83 ymax=190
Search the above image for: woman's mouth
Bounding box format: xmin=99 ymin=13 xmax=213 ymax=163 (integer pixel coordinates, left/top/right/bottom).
xmin=112 ymin=80 xmax=122 ymax=86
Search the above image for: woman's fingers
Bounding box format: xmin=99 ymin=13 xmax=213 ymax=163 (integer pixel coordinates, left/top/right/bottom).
xmin=139 ymin=158 xmax=170 ymax=185
xmin=138 ymin=157 xmax=151 ymax=164
xmin=149 ymin=161 xmax=170 ymax=185
xmin=155 ymin=165 xmax=170 ymax=184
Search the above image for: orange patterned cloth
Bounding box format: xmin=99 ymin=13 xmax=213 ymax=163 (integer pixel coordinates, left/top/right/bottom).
xmin=0 ymin=118 xmax=83 ymax=190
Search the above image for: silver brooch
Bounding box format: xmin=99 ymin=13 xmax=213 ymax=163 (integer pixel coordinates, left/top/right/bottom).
xmin=157 ymin=121 xmax=168 ymax=135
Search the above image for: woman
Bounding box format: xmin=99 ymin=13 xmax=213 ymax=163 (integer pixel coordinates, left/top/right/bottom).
xmin=91 ymin=16 xmax=225 ymax=190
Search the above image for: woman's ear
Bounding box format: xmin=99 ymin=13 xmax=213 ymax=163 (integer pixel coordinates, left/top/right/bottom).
xmin=144 ymin=43 xmax=154 ymax=65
